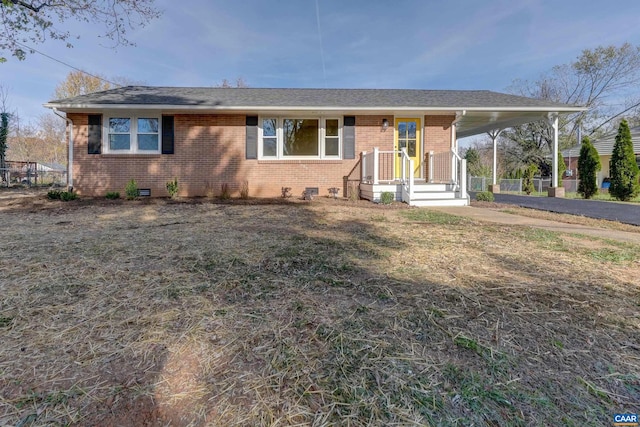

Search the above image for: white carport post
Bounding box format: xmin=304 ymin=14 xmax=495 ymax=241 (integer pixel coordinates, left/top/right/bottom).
xmin=551 ymin=113 xmax=559 ymax=188
xmin=487 ymin=129 xmax=503 ymax=193
xmin=451 ymin=117 xmax=457 ymax=183
xmin=548 ymin=112 xmax=564 ymax=197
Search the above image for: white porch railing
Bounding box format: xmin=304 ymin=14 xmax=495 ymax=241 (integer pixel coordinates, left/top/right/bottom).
xmin=399 ymin=148 xmax=414 ymax=204
xmin=361 ymin=148 xmax=399 ymax=184
xmin=362 ymin=147 xmax=467 ymax=202
xmin=362 ymin=150 xmax=376 ymax=183
xmin=457 ymin=154 xmax=468 ymax=201
xmin=427 ymin=150 xmax=456 ymax=183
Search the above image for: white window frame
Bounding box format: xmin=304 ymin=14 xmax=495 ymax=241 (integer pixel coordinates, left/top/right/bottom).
xmin=103 ymin=113 xmax=162 ymax=154
xmin=258 ymin=116 xmax=342 ymax=160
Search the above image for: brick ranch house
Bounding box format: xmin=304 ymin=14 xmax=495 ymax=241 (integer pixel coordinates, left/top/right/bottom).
xmin=45 ymin=87 xmax=583 ymax=206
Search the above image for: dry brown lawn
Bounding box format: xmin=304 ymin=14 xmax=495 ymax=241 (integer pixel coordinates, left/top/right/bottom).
xmin=1 ymin=192 xmax=639 ymax=426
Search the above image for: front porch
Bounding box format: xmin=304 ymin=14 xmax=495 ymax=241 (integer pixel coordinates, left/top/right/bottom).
xmin=359 ymin=148 xmax=468 ymax=207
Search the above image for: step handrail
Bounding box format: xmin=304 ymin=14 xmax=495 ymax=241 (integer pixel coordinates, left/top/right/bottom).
xmin=399 ymin=148 xmax=414 ymax=203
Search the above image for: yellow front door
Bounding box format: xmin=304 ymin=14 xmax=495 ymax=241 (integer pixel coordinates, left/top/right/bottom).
xmin=395 ymin=118 xmax=421 ymax=179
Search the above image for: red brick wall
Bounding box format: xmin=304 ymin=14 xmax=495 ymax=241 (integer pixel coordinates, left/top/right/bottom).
xmin=423 ymin=115 xmax=454 ymax=180
xmin=424 ymin=115 xmax=454 ymax=153
xmin=69 ymin=113 xmax=451 ymax=198
xmin=564 ymin=157 xmax=578 ymax=180
xmin=71 ymin=114 xmax=248 ymax=198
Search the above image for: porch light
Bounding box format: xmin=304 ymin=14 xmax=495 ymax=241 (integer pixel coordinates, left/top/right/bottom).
xmin=382 ymin=118 xmax=389 ymax=130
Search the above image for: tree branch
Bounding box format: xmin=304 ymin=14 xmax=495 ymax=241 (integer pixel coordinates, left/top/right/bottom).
xmin=7 ymin=1 xmax=56 ymax=13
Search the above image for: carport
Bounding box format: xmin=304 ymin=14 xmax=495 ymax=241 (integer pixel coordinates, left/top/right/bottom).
xmin=455 ymin=107 xmax=586 ymax=195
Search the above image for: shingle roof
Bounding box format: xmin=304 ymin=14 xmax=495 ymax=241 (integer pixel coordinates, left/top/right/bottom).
xmin=46 ymin=86 xmax=580 ymax=111
xmin=562 ymin=126 xmax=640 ymax=157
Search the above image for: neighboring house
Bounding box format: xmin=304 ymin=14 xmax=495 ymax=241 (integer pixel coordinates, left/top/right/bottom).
xmin=37 ymin=162 xmax=67 ymax=173
xmin=1 ymin=160 xmax=66 ymax=185
xmin=35 ymin=162 xmax=67 ymax=184
xmin=45 ymin=87 xmax=582 ymax=206
xmin=562 ymin=126 xmax=640 ymax=188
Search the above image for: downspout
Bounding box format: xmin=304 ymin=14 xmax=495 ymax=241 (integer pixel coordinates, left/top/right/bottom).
xmin=53 ymin=108 xmax=74 ymax=191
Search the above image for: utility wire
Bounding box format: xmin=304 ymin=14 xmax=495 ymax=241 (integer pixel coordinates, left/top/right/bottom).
xmin=589 ymin=98 xmax=640 ymax=135
xmin=13 ymin=41 xmax=120 ymax=87
xmin=315 ymin=0 xmax=327 ymax=88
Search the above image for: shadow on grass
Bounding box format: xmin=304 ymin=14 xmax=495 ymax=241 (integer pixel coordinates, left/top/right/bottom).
xmin=1 ymin=201 xmax=638 ymax=426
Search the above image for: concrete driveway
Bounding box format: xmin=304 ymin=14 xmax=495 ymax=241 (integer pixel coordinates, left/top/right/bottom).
xmin=432 ymin=203 xmax=640 ymax=245
xmin=472 ymin=193 xmax=640 ymax=226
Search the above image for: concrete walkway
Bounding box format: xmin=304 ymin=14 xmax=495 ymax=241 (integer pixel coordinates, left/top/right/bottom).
xmin=431 ymin=206 xmax=640 ymax=245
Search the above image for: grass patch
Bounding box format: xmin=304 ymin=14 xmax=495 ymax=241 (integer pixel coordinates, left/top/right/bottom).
xmin=577 ymin=377 xmax=612 ymax=403
xmin=0 ymin=197 xmax=638 ymax=425
xmin=453 ymin=334 xmax=505 ymax=362
xmin=518 ymin=227 xmax=567 ymax=251
xmin=586 ymin=242 xmax=639 ymax=263
xmin=400 ymin=209 xmax=466 ymax=224
xmin=565 ymin=192 xmax=640 ymax=203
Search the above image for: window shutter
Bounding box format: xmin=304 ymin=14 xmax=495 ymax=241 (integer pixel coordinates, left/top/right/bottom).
xmin=88 ymin=114 xmax=102 ymax=154
xmin=246 ymin=116 xmax=258 ymax=159
xmin=162 ymin=116 xmax=174 ymax=154
xmin=343 ymin=116 xmax=355 ymax=159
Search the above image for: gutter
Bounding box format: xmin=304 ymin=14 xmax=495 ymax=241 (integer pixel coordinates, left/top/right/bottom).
xmin=52 ymin=108 xmax=74 ymax=191
xmin=43 ymin=103 xmax=588 ymax=114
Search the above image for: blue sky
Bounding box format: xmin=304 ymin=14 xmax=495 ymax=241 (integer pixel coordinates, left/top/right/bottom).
xmin=2 ymin=0 xmax=640 ymax=121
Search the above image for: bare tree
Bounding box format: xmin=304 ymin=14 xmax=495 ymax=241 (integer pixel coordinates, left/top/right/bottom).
xmin=1 ymin=0 xmax=162 ymax=61
xmin=36 ymin=113 xmax=67 ymax=165
xmin=510 ymin=43 xmax=640 ymax=139
xmin=502 ymin=43 xmax=640 ymax=175
xmin=53 ymin=71 xmax=113 ymax=100
xmin=215 ymin=78 xmax=249 ymax=88
xmin=6 ymin=116 xmax=38 ymax=162
xmin=0 ymin=85 xmax=11 ymax=183
xmin=5 ymin=113 xmax=65 ymax=165
xmin=110 ymin=75 xmax=147 ymax=88
xmin=52 ymin=71 xmax=147 ymax=100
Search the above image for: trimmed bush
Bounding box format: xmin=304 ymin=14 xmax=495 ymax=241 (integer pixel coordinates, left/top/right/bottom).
xmin=166 ymin=177 xmax=179 ymax=198
xmin=609 ymin=119 xmax=640 ymax=201
xmin=239 ymin=181 xmax=249 ymax=199
xmin=125 ymin=179 xmax=138 ymax=200
xmin=60 ymin=190 xmax=77 ymax=201
xmin=577 ymin=136 xmax=601 ymax=199
xmin=556 ymin=150 xmax=566 ymax=187
xmin=49 ymin=189 xmax=76 ymax=201
xmin=219 ymin=183 xmax=231 ymax=200
xmin=475 ymin=191 xmax=494 ymax=202
xmin=523 ymin=164 xmax=537 ymax=195
xmin=380 ymin=191 xmax=394 ymax=205
xmin=47 ymin=189 xmax=62 ymax=200
xmin=106 ymin=191 xmax=120 ymax=200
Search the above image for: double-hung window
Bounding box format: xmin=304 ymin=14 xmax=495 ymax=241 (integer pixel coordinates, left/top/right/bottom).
xmin=259 ymin=117 xmax=341 ymax=159
xmin=106 ymin=114 xmax=161 ymax=154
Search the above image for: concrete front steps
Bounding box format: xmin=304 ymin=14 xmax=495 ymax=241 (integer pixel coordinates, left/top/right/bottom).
xmin=360 ymin=182 xmax=469 ymax=207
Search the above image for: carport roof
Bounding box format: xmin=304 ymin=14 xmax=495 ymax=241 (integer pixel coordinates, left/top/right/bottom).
xmin=45 ymin=86 xmax=586 ymax=138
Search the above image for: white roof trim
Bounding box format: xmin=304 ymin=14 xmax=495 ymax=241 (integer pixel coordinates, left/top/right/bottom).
xmin=43 ymin=103 xmax=586 ymax=113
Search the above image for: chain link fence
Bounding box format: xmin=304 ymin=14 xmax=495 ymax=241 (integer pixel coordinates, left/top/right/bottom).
xmin=469 ymin=176 xmax=581 ymax=194
xmin=1 ymin=167 xmax=66 ymax=188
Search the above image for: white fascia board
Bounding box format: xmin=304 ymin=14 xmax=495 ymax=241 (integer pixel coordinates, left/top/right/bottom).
xmin=44 ymin=103 xmax=587 ymax=113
